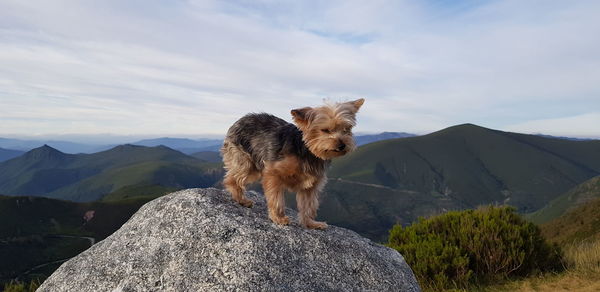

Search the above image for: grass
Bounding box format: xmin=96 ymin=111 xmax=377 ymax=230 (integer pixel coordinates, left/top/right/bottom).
xmin=563 ymin=239 xmax=600 ymax=272
xmin=470 ymin=237 xmax=600 ymax=292
xmin=480 ymin=271 xmax=600 ymax=292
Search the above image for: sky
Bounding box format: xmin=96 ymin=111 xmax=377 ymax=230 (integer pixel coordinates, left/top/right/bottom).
xmin=0 ymin=0 xmax=599 ymax=139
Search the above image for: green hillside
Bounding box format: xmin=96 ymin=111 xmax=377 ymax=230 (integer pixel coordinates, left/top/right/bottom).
xmin=101 ymin=184 xmax=178 ymax=201
xmin=190 ymin=151 xmax=222 ymax=163
xmin=0 ymin=194 xmax=153 ymax=286
xmin=0 ymin=145 xmax=223 ymax=202
xmin=329 ymin=124 xmax=600 ymax=213
xmin=318 ymin=179 xmax=463 ymax=241
xmin=528 ymin=175 xmax=600 ymax=224
xmin=540 ymin=196 xmax=600 ymax=245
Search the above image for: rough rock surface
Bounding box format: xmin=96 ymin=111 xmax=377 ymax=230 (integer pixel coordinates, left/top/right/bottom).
xmin=39 ymin=188 xmax=420 ymax=292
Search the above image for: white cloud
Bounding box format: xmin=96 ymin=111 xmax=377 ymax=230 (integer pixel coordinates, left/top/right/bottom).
xmin=504 ymin=112 xmax=600 ymax=138
xmin=0 ymin=0 xmax=599 ymax=137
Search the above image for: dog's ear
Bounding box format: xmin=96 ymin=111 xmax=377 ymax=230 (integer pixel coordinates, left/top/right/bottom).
xmin=348 ymin=98 xmax=365 ymax=113
xmin=291 ymin=107 xmax=313 ymax=130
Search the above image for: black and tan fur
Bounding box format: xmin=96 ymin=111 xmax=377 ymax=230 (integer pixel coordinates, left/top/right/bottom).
xmin=221 ymin=99 xmax=364 ymax=229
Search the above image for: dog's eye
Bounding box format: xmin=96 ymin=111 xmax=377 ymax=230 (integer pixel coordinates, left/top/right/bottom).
xmin=321 ymin=129 xmax=331 ymax=134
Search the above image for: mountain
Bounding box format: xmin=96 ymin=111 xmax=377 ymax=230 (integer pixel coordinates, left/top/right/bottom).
xmin=190 ymin=151 xmax=222 ymax=163
xmin=0 ymin=147 xmax=24 ymax=162
xmin=0 ymin=145 xmax=223 ymax=202
xmin=320 ymin=124 xmax=600 ymax=240
xmin=178 ymin=145 xmax=223 ymax=153
xmin=0 ymin=132 xmax=412 ymax=155
xmin=536 ymin=134 xmax=596 ymax=141
xmin=354 ymin=132 xmax=416 ymax=146
xmin=0 ymin=194 xmax=153 ymax=286
xmin=316 ymin=179 xmax=460 ymax=241
xmin=540 ymin=196 xmax=600 ymax=244
xmin=3 ymin=124 xmax=600 ymax=242
xmin=0 ymin=138 xmax=105 ymax=154
xmin=528 ymin=175 xmax=600 ymax=224
xmin=133 ymin=132 xmax=417 ymax=154
xmin=132 ymin=137 xmax=223 ymax=154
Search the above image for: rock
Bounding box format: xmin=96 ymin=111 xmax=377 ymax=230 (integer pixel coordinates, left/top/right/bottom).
xmin=39 ymin=188 xmax=421 ymax=292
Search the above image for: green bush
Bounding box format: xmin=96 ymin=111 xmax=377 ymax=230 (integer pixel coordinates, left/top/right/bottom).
xmin=387 ymin=206 xmax=562 ymax=290
xmin=2 ymin=280 xmax=40 ymax=292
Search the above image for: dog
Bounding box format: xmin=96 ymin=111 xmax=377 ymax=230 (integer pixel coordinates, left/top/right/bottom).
xmin=221 ymin=99 xmax=364 ymax=229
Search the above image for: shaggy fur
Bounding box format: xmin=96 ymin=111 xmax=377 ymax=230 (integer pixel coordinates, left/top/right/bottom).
xmin=221 ymin=99 xmax=364 ymax=229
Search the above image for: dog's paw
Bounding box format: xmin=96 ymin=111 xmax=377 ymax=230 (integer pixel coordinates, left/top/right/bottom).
xmin=238 ymin=198 xmax=254 ymax=208
xmin=270 ymin=215 xmax=291 ymax=225
xmin=306 ymin=220 xmax=328 ymax=230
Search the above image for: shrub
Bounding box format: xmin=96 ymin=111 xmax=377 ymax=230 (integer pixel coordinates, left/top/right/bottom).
xmin=2 ymin=280 xmax=40 ymax=292
xmin=387 ymin=206 xmax=562 ymax=290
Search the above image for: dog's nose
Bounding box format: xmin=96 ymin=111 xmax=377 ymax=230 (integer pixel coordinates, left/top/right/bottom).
xmin=337 ymin=143 xmax=346 ymax=151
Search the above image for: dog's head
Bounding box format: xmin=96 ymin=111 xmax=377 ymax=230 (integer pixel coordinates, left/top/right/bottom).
xmin=291 ymin=98 xmax=364 ymax=160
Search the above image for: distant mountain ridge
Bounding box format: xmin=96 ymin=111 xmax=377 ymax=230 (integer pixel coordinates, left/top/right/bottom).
xmin=535 ymin=134 xmax=597 ymax=141
xmin=3 ymin=131 xmax=593 ymax=154
xmin=132 ymin=137 xmax=223 ymax=154
xmin=354 ymin=132 xmax=416 ymax=146
xmin=0 ymin=132 xmax=415 ymax=155
xmin=0 ymin=137 xmax=225 ymax=155
xmin=0 ymin=131 xmax=417 ymax=202
xmin=2 ymin=125 xmax=599 ymax=241
xmin=0 ymin=138 xmax=106 ymax=154
xmin=0 ymin=144 xmax=222 ymax=202
xmin=0 ymin=147 xmax=24 ymax=162
xmin=132 ymin=133 xmax=416 ymax=154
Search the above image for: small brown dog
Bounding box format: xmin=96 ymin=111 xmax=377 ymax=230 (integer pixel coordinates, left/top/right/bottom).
xmin=221 ymin=99 xmax=364 ymax=229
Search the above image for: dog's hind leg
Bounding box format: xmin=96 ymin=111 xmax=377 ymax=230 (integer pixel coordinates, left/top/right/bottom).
xmin=261 ymin=172 xmax=290 ymax=225
xmin=221 ymin=141 xmax=259 ymax=208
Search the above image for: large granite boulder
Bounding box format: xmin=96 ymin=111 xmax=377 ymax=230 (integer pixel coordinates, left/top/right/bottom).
xmin=39 ymin=188 xmax=420 ymax=291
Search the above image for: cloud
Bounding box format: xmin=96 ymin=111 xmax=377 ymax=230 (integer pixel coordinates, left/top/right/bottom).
xmin=0 ymin=0 xmax=599 ymax=137
xmin=504 ymin=112 xmax=600 ymax=137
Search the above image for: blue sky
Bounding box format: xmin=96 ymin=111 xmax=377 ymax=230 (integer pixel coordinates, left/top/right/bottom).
xmin=0 ymin=0 xmax=599 ymax=138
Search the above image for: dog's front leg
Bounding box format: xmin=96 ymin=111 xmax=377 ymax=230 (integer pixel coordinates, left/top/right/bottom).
xmin=297 ymin=189 xmax=328 ymax=229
